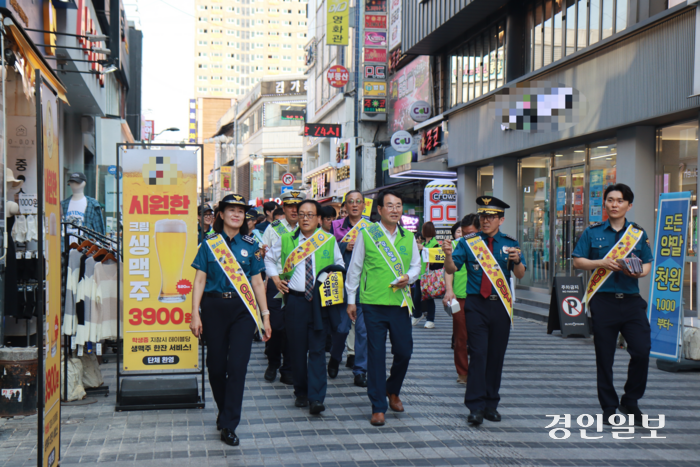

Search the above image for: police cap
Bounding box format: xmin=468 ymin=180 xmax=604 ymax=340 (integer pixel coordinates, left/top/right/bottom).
xmin=217 ymin=193 xmax=252 ymax=213
xmin=476 ymin=196 xmax=510 ymax=216
xmin=281 ymin=190 xmax=306 ymax=205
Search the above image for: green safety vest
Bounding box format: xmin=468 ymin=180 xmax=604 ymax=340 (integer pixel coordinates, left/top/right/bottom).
xmin=359 ymin=225 xmax=414 ymax=306
xmin=280 ymin=229 xmax=336 ymax=281
xmin=452 ymin=240 xmax=468 ymax=299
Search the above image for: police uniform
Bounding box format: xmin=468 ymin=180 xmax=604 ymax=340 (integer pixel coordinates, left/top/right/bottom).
xmin=450 ymin=197 xmax=525 ymax=422
xmin=191 ymin=194 xmax=266 ymax=445
xmin=197 ymin=204 xmax=214 ymax=244
xmin=572 ymin=219 xmax=653 ymax=416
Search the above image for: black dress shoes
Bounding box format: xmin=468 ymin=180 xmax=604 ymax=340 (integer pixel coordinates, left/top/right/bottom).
xmin=467 ymin=410 xmax=484 ymax=425
xmin=264 ymin=365 xmax=277 ymax=382
xmin=309 ymin=401 xmax=326 ymax=415
xmin=354 ymin=373 xmax=368 ymax=388
xmin=220 ymin=428 xmax=239 ymax=446
xmin=216 ymin=414 xmax=222 ymax=431
xmin=279 ymin=373 xmax=294 ymax=385
xmin=327 ymin=357 xmax=340 ymax=379
xmin=602 ymin=409 xmax=616 ymax=425
xmin=295 ymin=396 xmax=309 ymax=407
xmin=619 ymin=405 xmax=644 ymax=426
xmin=345 ymin=355 xmax=355 ymax=369
xmin=484 ymin=408 xmax=501 ymax=422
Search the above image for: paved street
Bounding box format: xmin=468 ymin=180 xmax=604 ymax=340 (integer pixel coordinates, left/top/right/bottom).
xmin=2 ymin=305 xmax=700 ymax=467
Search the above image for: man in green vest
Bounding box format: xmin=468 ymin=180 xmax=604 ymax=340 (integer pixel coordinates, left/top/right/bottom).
xmin=346 ymin=189 xmax=422 ymax=426
xmin=265 ymin=199 xmax=345 ymax=415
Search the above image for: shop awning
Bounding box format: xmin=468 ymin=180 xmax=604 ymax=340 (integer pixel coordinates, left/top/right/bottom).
xmin=362 ymin=179 xmax=420 ymax=196
xmin=3 ymin=16 xmax=69 ymax=104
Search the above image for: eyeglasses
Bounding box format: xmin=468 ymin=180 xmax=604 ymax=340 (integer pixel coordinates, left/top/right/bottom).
xmin=382 ymin=205 xmax=403 ymax=212
xmin=479 ymin=214 xmax=498 ymax=222
xmin=346 ymin=199 xmax=364 ymax=205
xmin=298 ymin=213 xmax=318 ymax=219
xmin=203 ymin=213 xmax=214 ymax=218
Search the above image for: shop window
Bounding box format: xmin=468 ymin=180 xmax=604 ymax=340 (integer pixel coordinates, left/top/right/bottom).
xmin=588 ymin=140 xmax=617 ymax=223
xmin=477 ymin=166 xmax=493 ymax=197
xmin=552 ymin=145 xmax=585 ymax=167
xmin=519 ymin=155 xmax=551 ymax=288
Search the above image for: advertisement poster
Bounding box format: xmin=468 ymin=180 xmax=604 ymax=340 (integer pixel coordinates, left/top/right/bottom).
xmin=648 ymin=192 xmax=691 ymax=361
xmin=556 ymin=187 xmax=566 ymax=213
xmin=365 ymin=0 xmax=387 ymax=12
xmin=220 ymin=166 xmax=232 ymax=191
xmin=327 ymin=0 xmax=349 ymax=46
xmin=589 ymin=170 xmax=604 ymax=222
xmin=41 ymin=83 xmax=61 ymax=467
xmin=388 ymin=0 xmax=401 ymax=51
xmin=365 ymin=14 xmax=386 ymax=29
xmin=364 ymin=48 xmax=387 ymax=63
xmin=364 ymin=31 xmax=387 ymax=47
xmin=122 ymin=149 xmax=200 ymax=371
xmin=364 ymin=81 xmax=387 ymax=96
xmin=363 ymin=98 xmax=386 ymax=113
xmin=388 ymin=56 xmax=432 ymax=132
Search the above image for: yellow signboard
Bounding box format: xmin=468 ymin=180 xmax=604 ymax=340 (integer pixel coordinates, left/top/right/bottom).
xmin=122 ymin=149 xmax=200 ymax=371
xmin=41 ymin=82 xmax=61 ymax=467
xmin=327 ymin=0 xmax=349 ymax=46
xmin=364 ymin=81 xmax=387 ymax=96
xmin=220 ymin=166 xmax=232 ymax=191
xmin=362 ymin=197 xmax=373 ymax=217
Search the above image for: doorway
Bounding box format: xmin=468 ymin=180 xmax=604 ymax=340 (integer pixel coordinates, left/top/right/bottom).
xmin=552 ymin=165 xmax=586 ymax=277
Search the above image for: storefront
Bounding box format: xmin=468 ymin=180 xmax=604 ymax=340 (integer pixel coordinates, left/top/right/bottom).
xmin=250 ymin=155 xmax=303 ymax=201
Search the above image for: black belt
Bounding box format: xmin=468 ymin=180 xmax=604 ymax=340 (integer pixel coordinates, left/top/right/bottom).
xmin=204 ymin=292 xmax=239 ymax=299
xmin=287 ymin=290 xmax=306 ymax=298
xmin=596 ymin=292 xmax=640 ymax=299
xmin=474 ymin=294 xmax=500 ymax=301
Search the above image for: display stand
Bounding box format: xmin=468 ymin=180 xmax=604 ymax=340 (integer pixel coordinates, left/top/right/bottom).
xmin=114 ymin=143 xmax=206 ymax=412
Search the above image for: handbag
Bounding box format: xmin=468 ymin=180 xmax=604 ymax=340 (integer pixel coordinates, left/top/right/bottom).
xmin=420 ymin=268 xmax=445 ymax=300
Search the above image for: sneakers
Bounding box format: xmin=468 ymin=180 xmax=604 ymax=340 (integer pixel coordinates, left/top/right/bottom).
xmin=424 ymin=321 xmax=435 ymax=329
xmin=457 ymin=375 xmax=467 ymax=385
xmin=411 ymin=316 xmax=425 ymax=326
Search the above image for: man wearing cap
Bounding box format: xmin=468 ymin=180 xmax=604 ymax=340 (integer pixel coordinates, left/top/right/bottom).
xmin=198 ymin=204 xmax=215 ymax=244
xmin=260 ymin=190 xmax=304 ymax=384
xmin=61 ymin=172 xmax=104 ymax=235
xmin=443 ymin=196 xmax=526 ymax=425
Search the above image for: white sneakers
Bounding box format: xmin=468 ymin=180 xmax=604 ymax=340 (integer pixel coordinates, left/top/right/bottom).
xmin=424 ymin=321 xmax=435 ymax=329
xmin=411 ymin=316 xmax=424 ymax=326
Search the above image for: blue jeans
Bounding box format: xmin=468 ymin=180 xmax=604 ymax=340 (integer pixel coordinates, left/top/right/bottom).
xmin=330 ymin=293 xmax=367 ymax=376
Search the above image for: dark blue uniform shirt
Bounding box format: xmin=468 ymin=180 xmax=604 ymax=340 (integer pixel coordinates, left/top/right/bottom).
xmin=192 ymin=232 xmax=265 ymax=293
xmin=572 ymin=219 xmax=653 ymax=294
xmin=451 ymin=230 xmax=526 ymax=296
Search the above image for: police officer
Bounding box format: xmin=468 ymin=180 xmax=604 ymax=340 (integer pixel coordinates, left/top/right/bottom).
xmin=260 ymin=190 xmax=304 ymax=384
xmin=443 ymin=196 xmax=526 ymax=425
xmin=198 ymin=204 xmax=214 ymax=244
xmin=190 ymin=194 xmax=272 ymax=446
xmin=572 ymin=183 xmax=652 ymax=425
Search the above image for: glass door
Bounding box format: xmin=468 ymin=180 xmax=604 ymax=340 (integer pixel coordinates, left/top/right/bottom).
xmin=552 ymin=165 xmax=586 ymax=277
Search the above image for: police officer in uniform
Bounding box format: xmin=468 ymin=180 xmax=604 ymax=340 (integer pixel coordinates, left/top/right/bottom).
xmin=190 ymin=194 xmax=272 ymax=446
xmin=260 ymin=190 xmax=304 ymax=384
xmin=443 ymin=196 xmax=526 ymax=425
xmin=572 ymin=183 xmax=652 ymax=425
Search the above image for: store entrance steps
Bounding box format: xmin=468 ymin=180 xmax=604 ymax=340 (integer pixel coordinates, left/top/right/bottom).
xmin=514 ymin=288 xmax=550 ymax=323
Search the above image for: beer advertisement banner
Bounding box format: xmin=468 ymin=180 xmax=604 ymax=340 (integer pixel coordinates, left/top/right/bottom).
xmin=41 ymin=83 xmax=61 ymax=467
xmin=648 ymin=192 xmax=691 ymax=361
xmin=327 ymin=0 xmax=349 ymax=46
xmin=122 ymin=149 xmax=199 ymax=371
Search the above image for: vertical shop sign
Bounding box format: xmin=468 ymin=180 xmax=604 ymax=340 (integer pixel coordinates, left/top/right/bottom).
xmin=39 ymin=80 xmax=61 ymax=467
xmin=327 ymin=0 xmax=349 ymax=46
xmin=220 ymin=166 xmax=232 ymax=191
xmin=122 ymin=149 xmax=200 ymax=371
xmin=648 ymin=192 xmax=691 ymax=361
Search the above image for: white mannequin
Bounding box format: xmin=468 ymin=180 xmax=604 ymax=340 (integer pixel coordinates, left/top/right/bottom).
xmin=68 ymin=180 xmax=86 ymax=200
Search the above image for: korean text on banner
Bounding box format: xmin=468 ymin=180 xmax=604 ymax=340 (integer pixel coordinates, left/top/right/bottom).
xmin=648 ymin=192 xmax=691 ymax=361
xmin=41 ymin=82 xmax=61 ymax=467
xmin=327 ymin=0 xmax=349 ymax=46
xmin=122 ymin=149 xmax=200 ymax=371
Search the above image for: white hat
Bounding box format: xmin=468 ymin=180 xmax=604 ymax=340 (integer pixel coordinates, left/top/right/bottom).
xmin=6 ymin=168 xmax=23 ymax=187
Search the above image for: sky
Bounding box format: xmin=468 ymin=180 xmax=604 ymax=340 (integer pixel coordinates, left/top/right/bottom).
xmin=126 ymin=0 xmax=194 ymax=143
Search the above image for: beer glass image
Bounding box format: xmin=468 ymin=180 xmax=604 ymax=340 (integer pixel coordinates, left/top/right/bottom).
xmin=155 ymin=219 xmax=188 ymax=303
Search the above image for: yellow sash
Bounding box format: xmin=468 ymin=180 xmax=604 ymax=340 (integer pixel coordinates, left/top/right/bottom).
xmin=583 ymin=224 xmax=643 ymax=303
xmin=422 ymin=247 xmax=445 ymax=263
xmin=464 ymin=235 xmax=514 ymax=322
xmin=205 ymin=235 xmax=263 ymax=333
xmin=341 ymin=218 xmax=371 ymax=243
xmin=281 ymin=229 xmax=333 ymax=276
xmin=320 ymin=272 xmax=344 ymax=306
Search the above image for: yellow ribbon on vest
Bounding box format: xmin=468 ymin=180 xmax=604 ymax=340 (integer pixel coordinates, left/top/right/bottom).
xmin=464 ymin=235 xmax=514 ymax=322
xmin=422 ymin=247 xmax=445 ymax=263
xmin=205 ymin=235 xmax=263 ymax=333
xmin=583 ymin=224 xmax=643 ymax=303
xmin=281 ymin=229 xmax=333 ymax=276
xmin=320 ymin=271 xmax=344 ymax=306
xmin=341 ymin=218 xmax=371 ymax=243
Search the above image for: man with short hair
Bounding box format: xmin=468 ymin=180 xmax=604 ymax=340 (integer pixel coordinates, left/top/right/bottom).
xmin=572 ymin=183 xmax=652 ymax=425
xmin=260 ymin=191 xmax=303 ymax=384
xmin=265 ymin=199 xmax=345 ymax=414
xmin=320 ymin=206 xmax=336 ymax=233
xmin=272 ymin=207 xmax=285 ymax=222
xmin=346 ymin=190 xmax=421 ymax=426
xmin=257 ymin=200 xmax=279 ymax=233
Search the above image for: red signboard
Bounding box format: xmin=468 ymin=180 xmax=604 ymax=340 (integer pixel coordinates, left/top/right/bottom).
xmin=365 ymin=0 xmax=387 ymax=13
xmin=365 ymin=14 xmax=387 ymax=29
xmin=304 ymin=123 xmax=342 ymax=138
xmin=421 ymin=126 xmax=442 ymax=154
xmin=364 ymin=48 xmax=387 ymax=63
xmin=327 ymin=65 xmax=350 ymax=88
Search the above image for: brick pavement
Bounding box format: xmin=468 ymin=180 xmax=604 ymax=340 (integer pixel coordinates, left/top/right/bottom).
xmin=2 ymin=305 xmax=700 ymax=466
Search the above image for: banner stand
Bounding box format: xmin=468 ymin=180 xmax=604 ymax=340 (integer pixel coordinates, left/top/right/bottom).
xmin=114 ymin=143 xmax=206 ymax=412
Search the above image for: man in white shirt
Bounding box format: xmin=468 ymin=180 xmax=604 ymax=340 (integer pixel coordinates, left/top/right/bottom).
xmin=265 ymin=199 xmax=345 ymax=414
xmin=345 ymin=190 xmax=421 ymax=426
xmin=261 ymin=190 xmax=303 ymax=384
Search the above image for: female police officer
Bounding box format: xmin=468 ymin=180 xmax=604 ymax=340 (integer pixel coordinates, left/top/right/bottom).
xmin=190 ymin=194 xmax=272 ymax=446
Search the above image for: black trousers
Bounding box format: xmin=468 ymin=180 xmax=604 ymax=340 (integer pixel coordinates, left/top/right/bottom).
xmin=463 ymin=295 xmax=511 ymax=412
xmin=265 ymin=280 xmax=291 ymax=376
xmin=284 ymin=294 xmax=329 ymax=402
xmin=201 ymin=295 xmax=256 ymax=431
xmin=589 ymin=294 xmax=651 ymax=412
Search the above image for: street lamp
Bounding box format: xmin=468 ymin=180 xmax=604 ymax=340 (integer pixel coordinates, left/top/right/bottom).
xmin=149 ymin=127 xmax=180 ymax=144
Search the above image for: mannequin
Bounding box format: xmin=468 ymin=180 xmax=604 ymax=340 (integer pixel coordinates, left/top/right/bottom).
xmin=61 ymin=172 xmax=105 ymax=236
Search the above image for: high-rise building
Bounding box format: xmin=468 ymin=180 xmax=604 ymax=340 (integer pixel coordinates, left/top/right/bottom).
xmin=193 ymin=0 xmax=310 ymax=99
